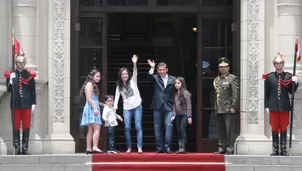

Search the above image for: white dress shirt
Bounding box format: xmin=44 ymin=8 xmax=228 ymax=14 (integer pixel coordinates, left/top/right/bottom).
xmin=102 ymin=105 xmax=122 ymax=127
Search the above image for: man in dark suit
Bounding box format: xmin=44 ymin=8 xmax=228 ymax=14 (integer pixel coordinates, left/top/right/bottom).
xmin=147 ymin=59 xmax=176 ymax=153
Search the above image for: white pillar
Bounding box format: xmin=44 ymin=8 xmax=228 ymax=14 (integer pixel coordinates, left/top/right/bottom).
xmin=28 ymin=80 xmax=48 ymax=154
xmin=12 ymin=0 xmax=38 ymax=74
xmin=0 ymin=0 xmax=10 ymax=155
xmin=236 ymin=0 xmax=271 ymax=155
xmin=0 ymin=86 xmax=8 ymax=155
xmin=276 ymin=0 xmax=302 ymax=155
xmin=43 ymin=0 xmax=75 ymax=154
xmin=0 ymin=0 xmax=10 ymax=73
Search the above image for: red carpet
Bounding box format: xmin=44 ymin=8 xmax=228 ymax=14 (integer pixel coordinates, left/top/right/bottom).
xmin=91 ymin=153 xmax=225 ymax=171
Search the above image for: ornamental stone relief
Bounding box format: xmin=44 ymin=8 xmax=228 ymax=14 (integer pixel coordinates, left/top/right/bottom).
xmin=293 ymin=88 xmax=302 ymax=129
xmin=248 ymin=0 xmax=260 ymax=124
xmin=293 ymin=99 xmax=302 ymax=129
xmin=53 ymin=0 xmax=64 ymax=123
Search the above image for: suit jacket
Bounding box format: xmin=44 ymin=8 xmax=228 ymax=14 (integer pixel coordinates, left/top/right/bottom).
xmin=4 ymin=69 xmax=36 ymax=109
xmin=213 ymin=73 xmax=239 ymax=114
xmin=264 ymin=71 xmax=298 ymax=111
xmin=147 ymin=73 xmax=176 ymax=112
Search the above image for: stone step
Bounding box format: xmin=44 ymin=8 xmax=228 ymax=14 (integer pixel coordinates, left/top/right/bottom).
xmin=0 ymin=155 xmax=301 ymax=171
xmin=0 ymin=165 xmax=90 ymax=171
xmin=226 ymin=165 xmax=302 ymax=171
xmin=0 ymin=155 xmax=91 ymax=165
xmin=225 ymin=155 xmax=302 ymax=165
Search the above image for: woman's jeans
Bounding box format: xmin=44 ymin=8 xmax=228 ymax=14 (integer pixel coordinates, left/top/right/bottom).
xmin=123 ymin=104 xmax=143 ymax=149
xmin=176 ymin=114 xmax=188 ymax=143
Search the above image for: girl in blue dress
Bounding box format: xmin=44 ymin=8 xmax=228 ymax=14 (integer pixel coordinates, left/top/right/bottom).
xmin=79 ymin=69 xmax=103 ymax=154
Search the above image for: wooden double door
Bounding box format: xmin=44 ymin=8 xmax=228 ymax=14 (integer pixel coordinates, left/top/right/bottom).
xmin=70 ymin=0 xmax=240 ymax=153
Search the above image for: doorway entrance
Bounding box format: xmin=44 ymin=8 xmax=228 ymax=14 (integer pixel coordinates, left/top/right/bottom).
xmin=70 ymin=0 xmax=239 ymax=153
xmin=107 ymin=13 xmax=197 ymax=152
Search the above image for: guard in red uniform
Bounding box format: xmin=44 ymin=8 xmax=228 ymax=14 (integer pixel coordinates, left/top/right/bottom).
xmin=263 ymin=52 xmax=298 ymax=156
xmin=4 ymin=55 xmax=36 ymax=155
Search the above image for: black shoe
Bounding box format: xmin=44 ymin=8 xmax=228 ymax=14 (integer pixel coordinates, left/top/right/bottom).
xmin=156 ymin=150 xmax=164 ymax=154
xmin=214 ymin=146 xmax=226 ymax=154
xmin=165 ymin=148 xmax=172 ymax=154
xmin=214 ymin=147 xmax=225 ymax=154
xmin=225 ymin=148 xmax=234 ymax=155
xmin=214 ymin=151 xmax=225 ymax=154
xmin=270 ymin=132 xmax=280 ymax=156
xmin=21 ymin=129 xmax=30 ymax=155
xmin=86 ymin=150 xmax=92 ymax=154
xmin=13 ymin=130 xmax=21 ymax=155
xmin=176 ymin=140 xmax=186 ymax=154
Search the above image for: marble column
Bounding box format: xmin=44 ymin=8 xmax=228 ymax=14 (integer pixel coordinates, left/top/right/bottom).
xmin=27 ymin=80 xmax=48 ymax=154
xmin=43 ymin=0 xmax=75 ymax=154
xmin=0 ymin=0 xmax=10 ymax=155
xmin=12 ymin=0 xmax=38 ymax=74
xmin=276 ymin=0 xmax=302 ymax=155
xmin=236 ymin=0 xmax=271 ymax=155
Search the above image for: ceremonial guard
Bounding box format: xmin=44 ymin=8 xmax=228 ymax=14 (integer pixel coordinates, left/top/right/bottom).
xmin=213 ymin=57 xmax=239 ymax=155
xmin=4 ymin=55 xmax=36 ymax=155
xmin=263 ymin=52 xmax=298 ymax=156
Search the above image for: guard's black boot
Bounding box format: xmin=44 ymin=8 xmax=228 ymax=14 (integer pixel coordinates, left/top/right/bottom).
xmin=270 ymin=132 xmax=279 ymax=156
xmin=280 ymin=131 xmax=288 ymax=156
xmin=21 ymin=129 xmax=30 ymax=155
xmin=13 ymin=130 xmax=21 ymax=155
xmin=175 ymin=140 xmax=182 ymax=154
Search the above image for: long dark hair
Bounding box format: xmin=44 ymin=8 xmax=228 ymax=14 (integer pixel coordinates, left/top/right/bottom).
xmin=117 ymin=67 xmax=131 ymax=91
xmin=174 ymin=77 xmax=191 ymax=105
xmin=79 ymin=69 xmax=101 ymax=98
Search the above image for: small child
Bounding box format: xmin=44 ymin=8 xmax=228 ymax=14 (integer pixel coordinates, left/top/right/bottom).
xmin=102 ymin=95 xmax=123 ymax=154
xmin=171 ymin=77 xmax=192 ymax=154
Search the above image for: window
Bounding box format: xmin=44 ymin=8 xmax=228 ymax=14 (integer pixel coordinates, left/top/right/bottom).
xmin=201 ymin=18 xmax=233 ymax=138
xmin=80 ymin=0 xmax=103 ymax=6
xmin=202 ymin=0 xmax=233 ymax=6
xmin=106 ymin=0 xmax=148 ymax=6
xmin=79 ymin=19 xmax=103 ymax=46
xmin=157 ymin=0 xmax=197 ymax=5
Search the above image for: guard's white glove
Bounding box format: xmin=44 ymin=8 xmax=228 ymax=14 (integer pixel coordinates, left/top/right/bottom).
xmin=292 ymin=76 xmax=298 ymax=84
xmin=31 ymin=104 xmax=36 ymax=114
xmin=265 ymin=108 xmax=269 ymax=115
xmin=9 ymin=72 xmax=16 ymax=84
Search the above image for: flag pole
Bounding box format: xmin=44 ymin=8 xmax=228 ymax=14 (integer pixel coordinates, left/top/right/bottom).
xmin=289 ymin=37 xmax=298 ymax=154
xmin=11 ymin=28 xmax=16 ymax=155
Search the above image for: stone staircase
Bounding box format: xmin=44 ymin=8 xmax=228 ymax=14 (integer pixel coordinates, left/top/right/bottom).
xmin=225 ymin=155 xmax=302 ymax=171
xmin=0 ymin=154 xmax=301 ymax=171
xmin=0 ymin=154 xmax=91 ymax=171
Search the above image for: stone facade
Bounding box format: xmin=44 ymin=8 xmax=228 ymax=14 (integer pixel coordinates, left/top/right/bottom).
xmin=0 ymin=0 xmax=74 ymax=154
xmin=0 ymin=0 xmax=301 ymax=155
xmin=236 ymin=0 xmax=302 ymax=155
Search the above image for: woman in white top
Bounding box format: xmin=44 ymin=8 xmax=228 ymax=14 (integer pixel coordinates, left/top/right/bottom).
xmin=114 ymin=54 xmax=143 ymax=153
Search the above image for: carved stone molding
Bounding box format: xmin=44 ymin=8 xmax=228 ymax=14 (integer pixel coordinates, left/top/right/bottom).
xmin=293 ymin=98 xmax=302 ymax=129
xmin=248 ymin=0 xmax=260 ymax=124
xmin=35 ymin=80 xmax=48 ymax=94
xmin=53 ymin=0 xmax=65 ymax=123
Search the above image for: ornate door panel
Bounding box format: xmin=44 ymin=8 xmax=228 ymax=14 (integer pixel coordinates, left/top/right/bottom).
xmin=71 ymin=13 xmax=108 ymax=152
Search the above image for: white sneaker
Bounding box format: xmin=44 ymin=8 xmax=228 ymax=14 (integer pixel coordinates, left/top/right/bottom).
xmin=107 ymin=150 xmax=120 ymax=154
